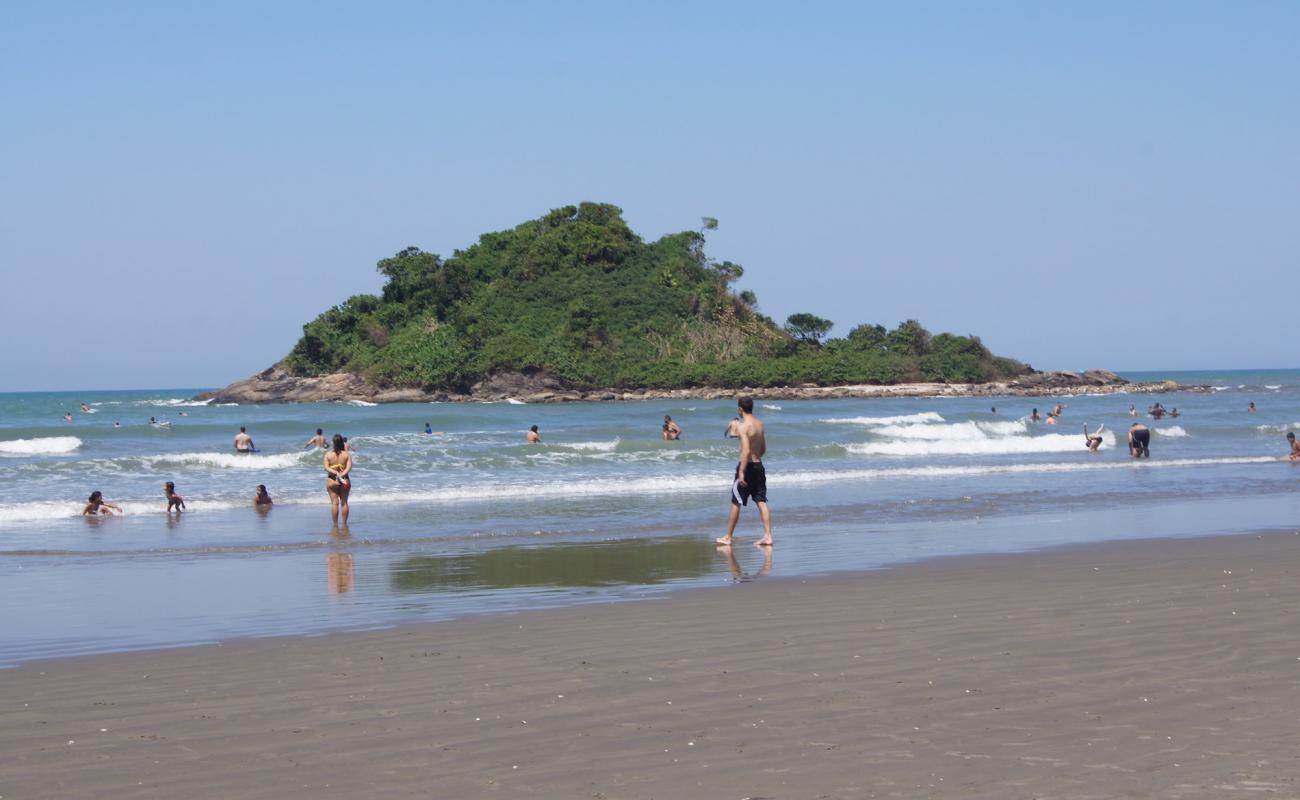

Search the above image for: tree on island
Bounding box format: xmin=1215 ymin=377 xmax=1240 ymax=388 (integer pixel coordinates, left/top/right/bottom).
xmin=784 ymin=313 xmax=834 ymax=346
xmin=279 ymin=202 xmax=1031 ymax=391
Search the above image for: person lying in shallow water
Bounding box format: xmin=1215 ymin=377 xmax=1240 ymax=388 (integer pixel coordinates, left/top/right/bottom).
xmin=254 ymin=484 xmax=273 ymax=506
xmin=83 ymin=491 xmax=121 ymax=516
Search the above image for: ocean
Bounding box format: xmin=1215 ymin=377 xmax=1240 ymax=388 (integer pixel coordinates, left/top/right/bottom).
xmin=2 ymin=369 xmax=1298 ymax=665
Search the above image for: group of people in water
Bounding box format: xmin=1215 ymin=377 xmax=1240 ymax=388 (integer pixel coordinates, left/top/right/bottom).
xmin=78 ymin=396 xmax=1294 ymax=545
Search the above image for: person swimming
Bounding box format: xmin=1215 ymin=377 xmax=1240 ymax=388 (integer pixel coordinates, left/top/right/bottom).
xmin=83 ymin=490 xmax=121 ymax=516
xmin=527 ymin=425 xmax=541 ymax=443
xmin=1287 ymin=432 xmax=1300 ymax=462
xmin=1248 ymin=402 xmax=1257 ymax=413
xmin=254 ymin=484 xmax=273 ymax=506
xmin=424 ymin=423 xmax=433 ymax=434
xmin=164 ymin=481 xmax=186 ymax=512
xmin=1030 ymin=408 xmax=1041 ymax=422
xmin=1083 ymin=423 xmax=1105 ymax=453
xmin=63 ymin=412 xmax=73 ymax=422
xmin=724 ymin=416 xmax=742 ymax=438
xmin=663 ymin=415 xmax=682 ymax=440
xmin=305 ymin=428 xmax=327 ymax=449
xmin=234 ymin=426 xmax=255 ymax=453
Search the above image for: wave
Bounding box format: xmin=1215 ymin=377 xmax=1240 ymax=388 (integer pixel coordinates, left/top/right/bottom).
xmin=137 ymin=398 xmax=214 ymax=407
xmin=136 ymin=451 xmax=314 ymax=470
xmin=1265 ymin=385 xmax=1282 ymax=390
xmin=1212 ymin=386 xmax=1230 ymax=392
xmin=506 ymin=398 xmax=527 ymax=405
xmin=847 ymin=430 xmax=1115 ymax=456
xmin=1256 ymin=423 xmax=1299 ymax=434
xmin=555 ymin=439 xmax=620 ymax=453
xmin=346 ymin=400 xmax=378 ymax=407
xmin=820 ymin=412 xmax=946 ymax=426
xmin=1155 ymin=425 xmax=1188 ymax=437
xmin=0 ymin=455 xmax=1283 ymax=526
xmin=0 ymin=436 xmax=82 ymax=456
xmin=762 ymin=404 xmax=782 ymax=411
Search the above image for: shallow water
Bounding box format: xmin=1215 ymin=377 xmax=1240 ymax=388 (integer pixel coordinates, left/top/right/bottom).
xmin=2 ymin=369 xmax=1298 ymax=665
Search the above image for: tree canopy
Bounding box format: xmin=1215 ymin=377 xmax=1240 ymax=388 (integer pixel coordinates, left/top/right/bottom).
xmin=281 ymin=203 xmax=1031 ymax=390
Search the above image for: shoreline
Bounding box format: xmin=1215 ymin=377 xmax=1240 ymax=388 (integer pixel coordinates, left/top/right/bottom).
xmin=5 ymin=529 xmax=1300 ymax=797
xmin=196 ymin=365 xmax=1196 ymax=404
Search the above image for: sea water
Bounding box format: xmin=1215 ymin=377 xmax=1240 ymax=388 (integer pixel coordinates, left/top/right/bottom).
xmin=2 ymin=369 xmax=1298 ymax=664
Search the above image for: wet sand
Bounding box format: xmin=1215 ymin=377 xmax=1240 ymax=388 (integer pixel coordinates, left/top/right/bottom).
xmin=4 ymin=531 xmax=1300 ymax=798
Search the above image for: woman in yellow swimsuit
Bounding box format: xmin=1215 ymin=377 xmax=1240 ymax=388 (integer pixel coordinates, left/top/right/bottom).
xmin=324 ymin=434 xmax=353 ymax=526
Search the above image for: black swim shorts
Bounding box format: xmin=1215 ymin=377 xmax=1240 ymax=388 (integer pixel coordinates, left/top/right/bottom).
xmin=731 ymin=461 xmax=767 ymax=506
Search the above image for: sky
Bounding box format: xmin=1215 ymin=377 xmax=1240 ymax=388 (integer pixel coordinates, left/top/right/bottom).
xmin=2 ymin=1 xmax=1297 ymax=391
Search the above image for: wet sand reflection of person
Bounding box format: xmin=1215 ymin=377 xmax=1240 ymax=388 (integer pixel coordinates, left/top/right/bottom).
xmin=716 ymin=541 xmax=773 ymax=582
xmin=327 ymin=551 xmax=355 ymax=593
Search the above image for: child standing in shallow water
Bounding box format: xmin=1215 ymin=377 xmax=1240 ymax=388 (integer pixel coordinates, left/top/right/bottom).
xmin=164 ymin=481 xmax=186 ymax=512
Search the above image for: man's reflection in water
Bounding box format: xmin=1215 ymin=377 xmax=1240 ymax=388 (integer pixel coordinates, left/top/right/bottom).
xmin=327 ymin=552 xmax=355 ymax=593
xmin=716 ymin=542 xmax=772 ymax=582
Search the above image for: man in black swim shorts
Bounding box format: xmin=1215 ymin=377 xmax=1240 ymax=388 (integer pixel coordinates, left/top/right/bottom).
xmin=717 ymin=397 xmax=773 ymax=547
xmin=1129 ymin=422 xmax=1151 ymax=458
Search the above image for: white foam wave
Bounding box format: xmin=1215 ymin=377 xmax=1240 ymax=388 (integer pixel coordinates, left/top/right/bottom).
xmin=1212 ymin=386 xmax=1230 ymax=392
xmin=762 ymin=404 xmax=783 ymax=411
xmin=849 ymin=430 xmax=1116 ymax=456
xmin=0 ymin=436 xmax=83 ymax=456
xmin=140 ymin=451 xmax=313 ymax=470
xmin=1155 ymin=425 xmax=1188 ymax=437
xmin=347 ymin=400 xmax=378 ymax=407
xmin=868 ymin=419 xmax=1028 ymax=441
xmin=1265 ymin=384 xmax=1282 ymax=390
xmin=820 ymin=412 xmax=946 ymax=426
xmin=1256 ymin=423 xmax=1300 ymax=434
xmin=556 ymin=439 xmax=620 ymax=453
xmin=506 ymin=398 xmax=527 ymax=405
xmin=137 ymin=398 xmax=214 ymax=407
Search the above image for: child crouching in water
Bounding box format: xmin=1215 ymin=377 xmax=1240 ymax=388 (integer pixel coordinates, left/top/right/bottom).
xmin=164 ymin=481 xmax=186 ymax=512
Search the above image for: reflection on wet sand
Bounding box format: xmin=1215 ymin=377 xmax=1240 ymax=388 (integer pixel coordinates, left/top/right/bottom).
xmin=390 ymin=537 xmax=714 ymax=592
xmin=327 ymin=552 xmax=355 ymax=593
xmin=716 ymin=543 xmax=773 ymax=582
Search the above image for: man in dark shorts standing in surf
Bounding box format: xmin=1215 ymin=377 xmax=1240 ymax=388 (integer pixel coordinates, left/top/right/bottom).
xmin=717 ymin=396 xmax=773 ymax=547
xmin=1128 ymin=422 xmax=1151 ymax=458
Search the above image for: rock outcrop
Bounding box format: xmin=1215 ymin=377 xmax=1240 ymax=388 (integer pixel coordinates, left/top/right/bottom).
xmin=195 ymin=364 xmax=1194 ymax=405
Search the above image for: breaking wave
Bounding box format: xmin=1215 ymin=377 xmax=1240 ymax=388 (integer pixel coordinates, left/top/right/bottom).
xmin=0 ymin=436 xmax=83 ymax=456
xmin=820 ymin=412 xmax=946 ymax=426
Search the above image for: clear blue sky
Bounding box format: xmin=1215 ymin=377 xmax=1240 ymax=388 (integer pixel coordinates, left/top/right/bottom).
xmin=2 ymin=2 xmax=1296 ymax=391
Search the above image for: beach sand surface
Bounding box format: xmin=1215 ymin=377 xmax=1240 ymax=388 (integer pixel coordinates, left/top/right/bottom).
xmin=4 ymin=532 xmax=1300 ymax=798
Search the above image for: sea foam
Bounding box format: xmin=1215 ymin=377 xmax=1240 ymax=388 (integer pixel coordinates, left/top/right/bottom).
xmin=0 ymin=436 xmax=82 ymax=456
xmin=820 ymin=412 xmax=945 ymax=426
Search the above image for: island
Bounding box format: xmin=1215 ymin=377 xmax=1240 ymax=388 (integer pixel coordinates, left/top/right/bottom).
xmin=198 ymin=203 xmax=1181 ymax=404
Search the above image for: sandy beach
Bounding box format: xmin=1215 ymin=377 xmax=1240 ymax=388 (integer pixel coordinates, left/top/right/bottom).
xmin=5 ymin=531 xmax=1300 ymax=798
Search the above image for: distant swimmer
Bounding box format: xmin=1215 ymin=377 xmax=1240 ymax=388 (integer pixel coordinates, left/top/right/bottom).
xmin=63 ymin=412 xmax=73 ymax=422
xmin=164 ymin=481 xmax=186 ymax=513
xmin=716 ymin=397 xmax=773 ymax=548
xmin=1287 ymin=432 xmax=1300 ymax=462
xmin=1129 ymin=404 xmax=1137 ymax=417
xmin=305 ymin=428 xmax=327 ymax=449
xmin=1030 ymin=408 xmax=1041 ymax=422
xmin=324 ymin=434 xmax=352 ymax=525
xmin=424 ymin=423 xmax=433 ymax=435
xmin=1248 ymin=402 xmax=1257 ymax=413
xmin=254 ymin=484 xmax=274 ymax=506
xmin=1083 ymin=423 xmax=1105 ymax=453
xmin=724 ymin=416 xmax=742 ymax=438
xmin=990 ymin=406 xmax=997 ymax=415
xmin=663 ymin=415 xmax=682 ymax=441
xmin=234 ymin=426 xmax=255 ymax=453
xmin=1128 ymin=422 xmax=1151 ymax=458
xmin=178 ymin=411 xmax=188 ymax=417
xmin=149 ymin=416 xmax=156 ymax=424
xmin=114 ymin=421 xmax=121 ymax=428
xmin=1170 ymin=408 xmax=1180 ymax=418
xmin=527 ymin=425 xmax=541 ymax=444
xmin=83 ymin=490 xmax=121 ymax=516
xmin=1052 ymin=402 xmax=1066 ymax=417
xmin=1045 ymin=413 xmax=1058 ymax=425
xmin=80 ymin=403 xmax=90 ymax=413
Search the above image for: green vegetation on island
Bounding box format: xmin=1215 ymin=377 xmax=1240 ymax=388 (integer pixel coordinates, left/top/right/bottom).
xmin=282 ymin=203 xmax=1030 ymax=391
